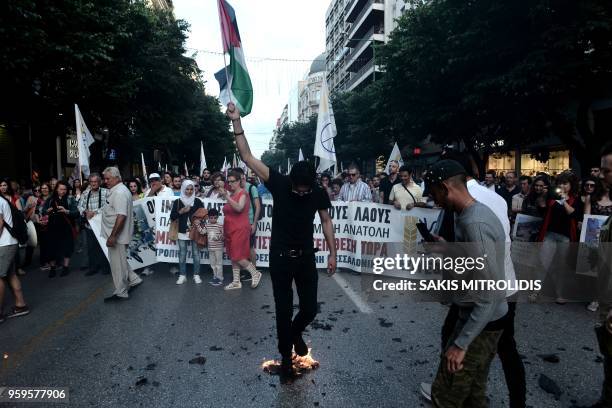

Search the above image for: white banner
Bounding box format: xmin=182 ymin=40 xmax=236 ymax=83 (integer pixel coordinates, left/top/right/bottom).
xmin=153 ymin=197 xmax=441 ymax=274
xmin=576 ymin=214 xmax=610 ymax=277
xmin=89 ymin=197 xmax=158 ymax=270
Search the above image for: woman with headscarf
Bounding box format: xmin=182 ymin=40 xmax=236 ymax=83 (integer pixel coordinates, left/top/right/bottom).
xmin=42 ymin=181 xmax=79 ymax=277
xmin=170 ymin=180 xmax=204 ymax=284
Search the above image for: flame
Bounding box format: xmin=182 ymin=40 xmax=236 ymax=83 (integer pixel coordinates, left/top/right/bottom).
xmin=261 ymin=348 xmax=320 ymax=375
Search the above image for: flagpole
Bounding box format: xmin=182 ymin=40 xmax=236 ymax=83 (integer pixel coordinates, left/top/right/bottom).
xmin=217 ymin=1 xmax=233 ymax=105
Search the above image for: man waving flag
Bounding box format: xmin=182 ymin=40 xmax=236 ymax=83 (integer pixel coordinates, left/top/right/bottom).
xmin=216 ymin=0 xmax=253 ymax=116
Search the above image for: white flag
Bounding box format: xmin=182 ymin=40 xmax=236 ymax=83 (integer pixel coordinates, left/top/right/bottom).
xmin=184 ymin=162 xmax=189 ymax=177
xmin=200 ymin=142 xmax=207 ymax=176
xmin=287 ymin=157 xmax=291 ymax=174
xmin=384 ymin=142 xmax=404 ymax=175
xmin=141 ymin=153 xmax=148 ymax=188
xmin=298 ymin=148 xmax=304 ymax=162
xmin=222 ymin=157 xmax=228 ymax=177
xmin=314 ymin=79 xmax=337 ymax=173
xmin=165 ymin=164 xmax=168 ymax=173
xmin=74 ymin=104 xmax=95 ymax=177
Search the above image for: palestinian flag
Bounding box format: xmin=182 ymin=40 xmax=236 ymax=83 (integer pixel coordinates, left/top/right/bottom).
xmin=216 ymin=0 xmax=253 ymax=116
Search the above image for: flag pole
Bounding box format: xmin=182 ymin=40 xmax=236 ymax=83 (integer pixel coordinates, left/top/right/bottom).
xmin=218 ymin=1 xmax=233 ymax=105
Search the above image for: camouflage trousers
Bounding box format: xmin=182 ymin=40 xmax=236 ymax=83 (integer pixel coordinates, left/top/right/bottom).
xmin=597 ymin=306 xmax=612 ymax=406
xmin=432 ymin=329 xmax=503 ymax=408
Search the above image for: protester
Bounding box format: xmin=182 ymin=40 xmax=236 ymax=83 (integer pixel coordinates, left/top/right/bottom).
xmin=379 ymin=160 xmax=401 ymax=204
xmin=423 ymin=159 xmax=508 ymax=407
xmin=320 ymin=173 xmax=333 ymax=199
xmin=43 ymin=181 xmax=79 ymax=277
xmin=35 ymin=183 xmax=52 ymax=271
xmin=218 ymin=170 xmax=262 ymax=290
xmin=483 ymin=169 xmax=497 ymax=191
xmin=584 ymin=178 xmax=612 ymax=313
xmin=128 ymin=178 xmax=144 ymax=201
xmin=257 ymin=176 xmax=272 ymax=200
xmin=20 ymin=183 xmax=39 ymax=272
xmin=521 ymin=176 xmax=549 ymax=217
xmin=170 ymin=180 xmax=204 ymax=285
xmin=206 ymin=172 xmax=226 ymax=199
xmin=592 ymin=141 xmax=612 ymax=408
xmin=145 ymin=173 xmax=173 ymax=198
xmin=77 ymin=174 xmax=110 ymax=276
xmin=195 ymin=208 xmax=224 ymax=286
xmin=49 ymin=177 xmax=58 ymax=192
xmin=200 ymin=168 xmax=213 ymax=195
xmin=228 ymin=102 xmax=337 ymax=382
xmin=100 ymin=167 xmax=142 ymax=302
xmin=497 ymin=171 xmax=521 ymax=215
xmin=171 ymin=175 xmax=181 ymax=196
xmin=536 ymin=170 xmax=583 ymax=304
xmin=591 ymin=166 xmax=602 ymax=178
xmin=338 ymin=164 xmax=372 ymax=202
xmin=163 ymin=172 xmax=172 ymax=188
xmin=370 ymin=174 xmax=381 ymax=204
xmin=390 ymin=165 xmax=424 ymax=210
xmin=329 ymin=179 xmax=342 ymax=201
xmin=71 ymin=178 xmax=83 ymax=201
xmin=234 ymin=167 xmax=261 ymax=266
xmin=582 ymin=175 xmax=600 ymax=205
xmin=0 ymin=189 xmax=29 ymax=322
xmin=511 ymin=175 xmax=531 ymax=217
xmin=0 ymin=179 xmax=22 ymax=211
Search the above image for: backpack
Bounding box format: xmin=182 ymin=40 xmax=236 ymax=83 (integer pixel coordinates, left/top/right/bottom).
xmin=0 ymin=195 xmax=28 ymax=245
xmin=248 ymin=184 xmax=264 ymax=221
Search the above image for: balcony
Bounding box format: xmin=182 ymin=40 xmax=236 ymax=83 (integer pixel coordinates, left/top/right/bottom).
xmin=345 ymin=26 xmax=384 ymax=71
xmin=346 ymin=58 xmax=377 ymax=91
xmin=345 ymin=0 xmax=364 ymax=23
xmin=347 ymin=0 xmax=384 ymax=41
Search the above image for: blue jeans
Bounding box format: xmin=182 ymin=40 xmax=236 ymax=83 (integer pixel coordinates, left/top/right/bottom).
xmin=178 ymin=239 xmax=200 ymax=277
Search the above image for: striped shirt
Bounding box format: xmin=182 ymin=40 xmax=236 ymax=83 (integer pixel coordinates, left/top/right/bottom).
xmin=197 ymin=222 xmax=224 ymax=250
xmin=338 ymin=179 xmax=372 ymax=202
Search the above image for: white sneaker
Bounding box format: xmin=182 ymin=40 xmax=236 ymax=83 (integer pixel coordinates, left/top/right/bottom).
xmin=587 ymin=301 xmax=600 ymax=312
xmin=194 ymin=275 xmax=202 ymax=284
xmin=419 ymin=382 xmax=432 ymax=401
xmin=251 ymin=271 xmax=262 ymax=288
xmin=170 ymin=266 xmax=179 ymax=274
xmin=141 ymin=267 xmax=154 ymax=276
xmin=176 ymin=275 xmax=187 ymax=285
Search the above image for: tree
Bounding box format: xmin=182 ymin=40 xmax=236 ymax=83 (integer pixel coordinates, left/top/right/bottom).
xmin=377 ymin=0 xmax=612 ymax=172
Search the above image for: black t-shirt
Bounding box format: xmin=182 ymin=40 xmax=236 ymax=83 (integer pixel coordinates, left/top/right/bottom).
xmin=497 ymin=185 xmax=520 ymax=211
xmin=264 ymin=169 xmax=331 ymax=251
xmin=379 ymin=174 xmax=401 ymax=204
xmin=548 ymin=197 xmax=584 ymax=238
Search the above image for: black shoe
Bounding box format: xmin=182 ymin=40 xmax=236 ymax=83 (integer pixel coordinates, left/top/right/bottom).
xmin=84 ymin=269 xmax=99 ymax=276
xmin=0 ymin=314 xmax=6 ymax=324
xmin=104 ymin=294 xmax=128 ymax=303
xmin=279 ymin=357 xmax=300 ymax=384
xmin=48 ymin=268 xmax=56 ymax=278
xmin=292 ymin=334 xmax=308 ymax=357
xmin=7 ymin=305 xmax=30 ymax=318
xmin=60 ymin=267 xmax=70 ymax=277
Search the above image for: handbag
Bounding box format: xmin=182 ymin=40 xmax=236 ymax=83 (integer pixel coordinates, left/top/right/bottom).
xmin=26 ymin=220 xmax=38 ymax=247
xmin=189 ymin=208 xmax=209 ymax=248
xmin=168 ymin=219 xmax=179 ymax=241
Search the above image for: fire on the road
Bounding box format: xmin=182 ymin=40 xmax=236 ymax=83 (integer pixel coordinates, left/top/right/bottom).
xmin=262 ymin=348 xmax=320 ymax=375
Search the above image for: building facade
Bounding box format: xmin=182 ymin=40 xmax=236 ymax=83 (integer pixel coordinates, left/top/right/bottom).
xmin=298 ymin=53 xmax=327 ymax=123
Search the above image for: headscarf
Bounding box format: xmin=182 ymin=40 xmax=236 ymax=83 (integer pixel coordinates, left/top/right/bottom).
xmin=180 ymin=180 xmax=196 ymax=207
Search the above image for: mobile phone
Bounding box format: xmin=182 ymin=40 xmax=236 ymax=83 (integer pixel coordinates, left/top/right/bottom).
xmin=416 ymin=222 xmax=436 ymax=242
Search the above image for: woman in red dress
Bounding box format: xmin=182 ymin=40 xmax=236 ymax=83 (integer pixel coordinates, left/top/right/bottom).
xmin=220 ymin=170 xmax=262 ymax=290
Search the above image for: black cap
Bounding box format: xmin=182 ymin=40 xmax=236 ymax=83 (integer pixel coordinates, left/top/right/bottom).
xmin=423 ymin=159 xmax=467 ymax=195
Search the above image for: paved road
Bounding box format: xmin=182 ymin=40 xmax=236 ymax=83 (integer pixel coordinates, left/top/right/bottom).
xmin=0 ymin=248 xmax=604 ymax=407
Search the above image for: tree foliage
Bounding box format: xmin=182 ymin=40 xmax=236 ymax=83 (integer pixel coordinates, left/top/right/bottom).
xmin=0 ymin=0 xmax=233 ymax=173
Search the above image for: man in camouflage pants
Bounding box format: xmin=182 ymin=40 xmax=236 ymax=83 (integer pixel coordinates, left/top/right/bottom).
xmin=593 ymin=142 xmax=612 ymax=408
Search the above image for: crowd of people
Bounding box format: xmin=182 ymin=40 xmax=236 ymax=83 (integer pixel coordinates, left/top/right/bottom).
xmin=1 ymin=110 xmax=612 ymax=405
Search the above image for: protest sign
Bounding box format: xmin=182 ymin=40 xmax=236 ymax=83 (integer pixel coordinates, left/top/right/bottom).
xmin=89 ymin=197 xmax=158 ymax=270
xmin=511 ymin=214 xmax=543 ymax=269
xmin=576 ymin=214 xmax=609 ymax=277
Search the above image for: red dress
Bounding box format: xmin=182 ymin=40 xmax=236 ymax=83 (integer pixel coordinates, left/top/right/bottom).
xmin=223 ymin=189 xmax=251 ymax=261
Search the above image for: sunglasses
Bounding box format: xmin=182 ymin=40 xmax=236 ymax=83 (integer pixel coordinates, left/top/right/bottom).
xmin=292 ymin=189 xmax=312 ymax=196
xmin=585 ymin=183 xmax=596 ymax=187
xmin=348 ymin=173 xmax=358 ymax=177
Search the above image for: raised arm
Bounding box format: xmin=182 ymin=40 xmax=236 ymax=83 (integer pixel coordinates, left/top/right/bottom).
xmin=226 ymin=103 xmax=270 ymax=182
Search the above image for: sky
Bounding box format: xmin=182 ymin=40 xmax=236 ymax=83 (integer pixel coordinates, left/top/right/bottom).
xmin=173 ymin=0 xmax=331 ymax=159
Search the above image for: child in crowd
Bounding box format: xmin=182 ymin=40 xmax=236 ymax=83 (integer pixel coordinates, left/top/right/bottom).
xmin=196 ymin=208 xmax=224 ymax=286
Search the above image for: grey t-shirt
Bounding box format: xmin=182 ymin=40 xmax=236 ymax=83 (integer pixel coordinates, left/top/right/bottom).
xmin=453 ymin=201 xmax=508 ymax=350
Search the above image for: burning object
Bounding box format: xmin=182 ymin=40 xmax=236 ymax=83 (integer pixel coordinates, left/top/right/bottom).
xmin=262 ymin=348 xmax=320 ymax=376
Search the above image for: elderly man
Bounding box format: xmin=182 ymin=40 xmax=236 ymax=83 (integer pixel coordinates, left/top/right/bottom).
xmin=101 ymin=167 xmax=142 ymax=302
xmin=78 ymin=173 xmax=110 ymax=276
xmin=338 ymin=164 xmax=372 ymax=202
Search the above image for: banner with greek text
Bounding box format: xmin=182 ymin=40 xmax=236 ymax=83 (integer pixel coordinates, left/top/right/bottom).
xmin=89 ymin=197 xmax=158 ymax=270
xmin=153 ymin=197 xmax=442 ymax=274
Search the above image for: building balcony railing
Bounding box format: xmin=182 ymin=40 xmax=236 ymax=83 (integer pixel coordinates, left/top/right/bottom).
xmin=346 ymin=58 xmax=375 ymax=90
xmin=345 ymin=26 xmax=384 ymax=70
xmin=347 ymin=0 xmax=383 ymax=39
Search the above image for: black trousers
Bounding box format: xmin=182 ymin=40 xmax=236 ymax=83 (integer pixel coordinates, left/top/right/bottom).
xmin=441 ymin=302 xmax=526 ymax=408
xmin=269 ymin=252 xmax=318 ymax=359
xmin=85 ymin=228 xmax=110 ymax=273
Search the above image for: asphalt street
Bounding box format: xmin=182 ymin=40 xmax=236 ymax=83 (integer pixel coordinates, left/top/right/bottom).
xmin=0 ymin=247 xmax=605 ymax=408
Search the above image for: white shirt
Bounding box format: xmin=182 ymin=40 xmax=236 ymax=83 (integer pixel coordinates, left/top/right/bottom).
xmin=338 ymin=179 xmax=372 ymax=202
xmin=0 ymin=198 xmax=18 ymax=246
xmin=466 ymin=179 xmax=517 ymax=296
xmin=144 ymin=185 xmax=173 ymax=198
